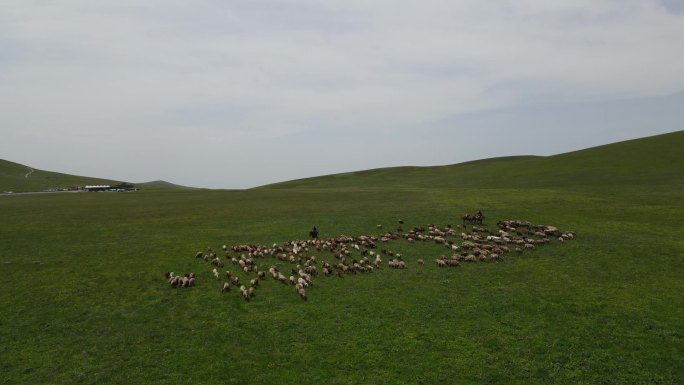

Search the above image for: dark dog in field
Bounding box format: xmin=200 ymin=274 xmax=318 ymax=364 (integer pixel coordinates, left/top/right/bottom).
xmin=309 ymin=226 xmax=319 ymax=239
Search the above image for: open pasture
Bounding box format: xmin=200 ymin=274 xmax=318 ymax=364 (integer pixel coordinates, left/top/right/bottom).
xmin=1 ymin=183 xmax=682 ymax=384
xmin=1 ymin=132 xmax=683 ymax=384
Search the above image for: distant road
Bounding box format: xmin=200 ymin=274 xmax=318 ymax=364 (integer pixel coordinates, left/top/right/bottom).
xmin=1 ymin=191 xmax=85 ymax=196
xmin=25 ymin=167 xmax=34 ymax=178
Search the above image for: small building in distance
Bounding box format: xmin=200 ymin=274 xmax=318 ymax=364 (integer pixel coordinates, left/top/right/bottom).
xmin=85 ymin=183 xmax=135 ymax=192
xmin=85 ymin=185 xmax=110 ymax=192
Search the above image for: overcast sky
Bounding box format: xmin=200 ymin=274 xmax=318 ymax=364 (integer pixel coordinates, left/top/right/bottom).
xmin=2 ymin=1 xmax=683 ymax=188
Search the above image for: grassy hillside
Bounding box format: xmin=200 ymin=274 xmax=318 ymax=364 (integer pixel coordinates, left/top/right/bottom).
xmin=0 ymin=159 xmax=122 ymax=193
xmin=262 ymin=130 xmax=683 ymax=190
xmin=1 ymin=132 xmax=682 ymax=384
xmin=135 ymin=180 xmax=199 ymax=191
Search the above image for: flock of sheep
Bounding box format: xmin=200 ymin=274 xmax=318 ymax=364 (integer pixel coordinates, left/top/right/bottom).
xmin=165 ymin=218 xmax=576 ymax=302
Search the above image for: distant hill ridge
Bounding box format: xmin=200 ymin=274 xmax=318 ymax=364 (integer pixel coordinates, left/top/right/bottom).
xmin=0 ymin=161 xmax=194 ymax=193
xmin=260 ymin=130 xmax=683 ymax=189
xmin=0 ymin=160 xmax=121 ymax=193
xmin=2 ymin=130 xmax=682 ymax=192
xmin=135 ymin=180 xmax=199 ymax=190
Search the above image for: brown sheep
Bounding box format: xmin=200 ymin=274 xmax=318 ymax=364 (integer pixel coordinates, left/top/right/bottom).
xmin=297 ymin=286 xmax=307 ymax=301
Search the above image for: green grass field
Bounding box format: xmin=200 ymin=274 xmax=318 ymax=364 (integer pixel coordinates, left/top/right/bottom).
xmin=1 ymin=132 xmax=682 ymax=384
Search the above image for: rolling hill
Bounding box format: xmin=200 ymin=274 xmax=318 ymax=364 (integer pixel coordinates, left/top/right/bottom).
xmin=261 ymin=130 xmax=684 ymax=190
xmin=134 ymin=180 xmax=199 ymax=190
xmin=0 ymin=160 xmax=194 ymax=193
xmin=0 ymin=159 xmax=123 ymax=193
xmin=3 ymin=131 xmax=681 ymax=193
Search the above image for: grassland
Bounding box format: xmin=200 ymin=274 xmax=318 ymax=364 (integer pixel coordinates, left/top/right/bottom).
xmin=0 ymin=131 xmax=682 ymax=384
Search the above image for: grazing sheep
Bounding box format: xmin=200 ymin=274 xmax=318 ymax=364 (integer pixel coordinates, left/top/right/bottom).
xmin=222 ymin=282 xmax=231 ymax=292
xmin=276 ymin=272 xmax=288 ymax=284
xmin=388 ymin=259 xmax=406 ymax=269
xmin=297 ymin=286 xmax=307 ymax=301
xmin=171 ymin=218 xmax=575 ymax=301
xmin=180 ymin=276 xmax=190 ymax=288
xmin=239 ymin=285 xmax=250 ymax=301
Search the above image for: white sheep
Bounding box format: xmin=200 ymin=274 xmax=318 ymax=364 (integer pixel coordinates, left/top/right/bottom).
xmin=239 ymin=285 xmax=250 ymax=301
